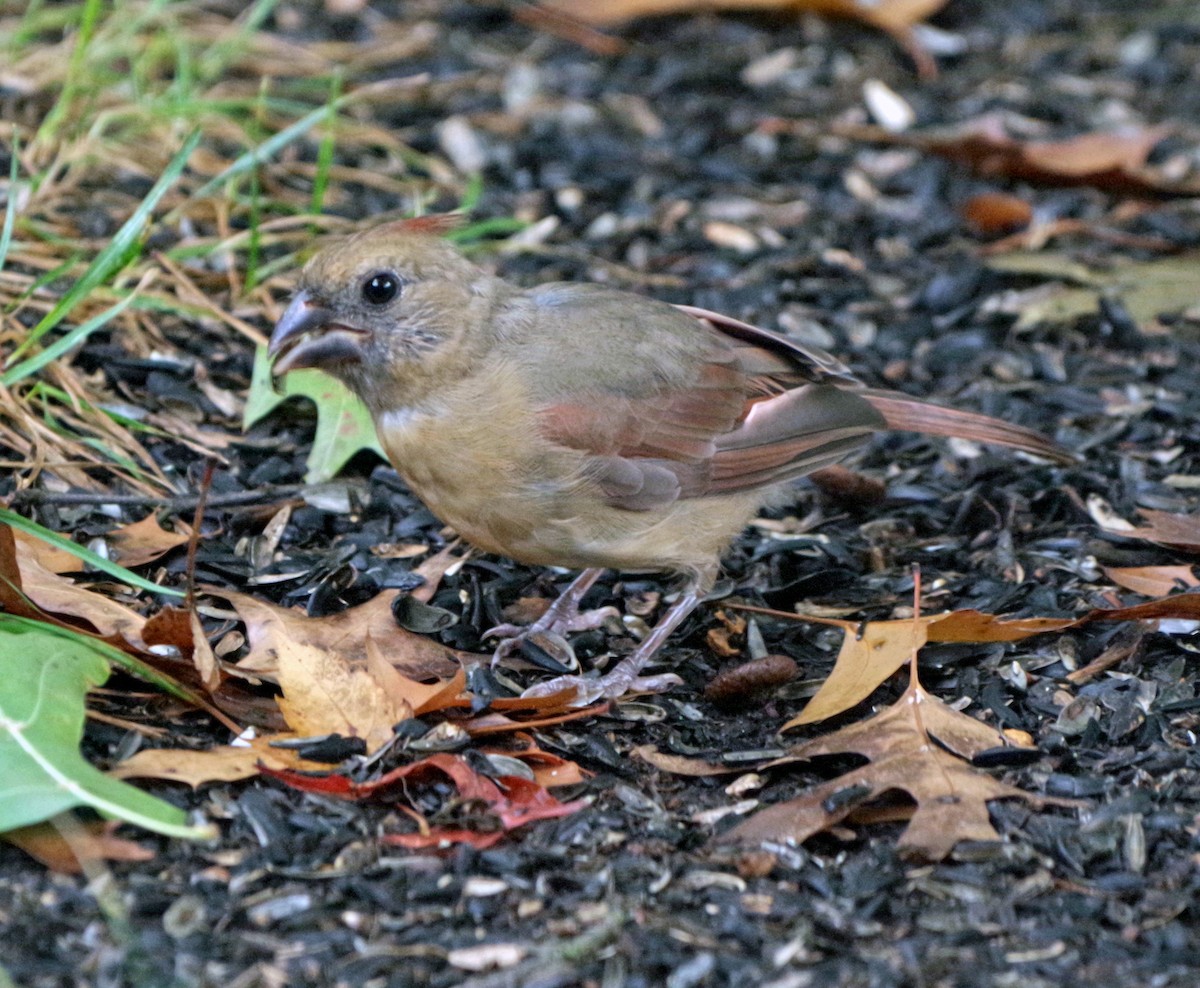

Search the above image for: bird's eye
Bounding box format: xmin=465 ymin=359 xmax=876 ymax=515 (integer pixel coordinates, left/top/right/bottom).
xmin=361 ymin=271 xmax=399 ymax=305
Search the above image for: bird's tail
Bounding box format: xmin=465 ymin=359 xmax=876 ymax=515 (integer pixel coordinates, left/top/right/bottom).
xmin=861 ymin=390 xmax=1074 ymax=463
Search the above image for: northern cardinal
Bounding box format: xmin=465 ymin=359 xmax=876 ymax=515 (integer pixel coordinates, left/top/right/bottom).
xmin=269 ymin=216 xmax=1066 ymax=702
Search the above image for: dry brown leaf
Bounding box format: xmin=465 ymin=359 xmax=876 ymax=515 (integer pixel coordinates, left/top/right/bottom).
xmin=632 ymin=744 xmax=734 ymax=777
xmin=190 ymin=607 xmax=219 ymax=692
xmin=14 ymin=534 xmax=147 ymax=648
xmin=728 ymin=679 xmax=1068 ymax=859
xmin=537 ymin=0 xmax=947 ymax=76
xmin=110 ymin=734 xmax=329 ymax=787
xmin=12 ymin=529 xmax=82 ymax=574
xmin=744 ymin=591 xmax=1200 ymax=726
xmin=1104 ymin=565 xmax=1200 ymax=597
xmin=1098 ymin=508 xmax=1200 ymax=554
xmin=213 ymin=587 xmax=461 ymax=680
xmin=105 ymin=514 xmax=191 ymax=568
xmin=544 ymin=0 xmax=945 ymax=34
xmin=839 ymin=116 xmax=1199 ymax=196
xmin=785 ymin=618 xmax=927 ymax=727
xmin=275 ymin=642 xmax=414 ymax=752
xmin=409 ymin=540 xmax=465 ymax=603
xmin=142 ymin=604 xmax=220 ymax=692
xmin=3 ymin=820 xmax=154 ymax=874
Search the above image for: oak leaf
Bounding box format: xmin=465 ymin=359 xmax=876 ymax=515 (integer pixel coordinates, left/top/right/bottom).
xmin=727 ymin=678 xmax=1070 ymax=859
xmin=213 ymin=587 xmax=461 ymax=681
xmin=744 ymin=591 xmax=1200 ymax=727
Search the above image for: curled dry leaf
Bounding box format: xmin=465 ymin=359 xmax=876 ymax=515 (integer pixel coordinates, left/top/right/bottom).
xmin=12 ymin=529 xmax=81 ymax=574
xmin=1096 ymin=507 xmax=1200 ymax=555
xmin=1103 ymin=565 xmax=1200 ymax=597
xmin=110 ymin=733 xmax=337 ymax=787
xmin=11 ymin=530 xmax=147 ymax=649
xmin=633 ymin=744 xmax=734 ymax=777
xmin=142 ymin=606 xmax=219 ymax=692
xmin=839 ymin=116 xmax=1199 ymax=196
xmin=540 ymin=0 xmax=947 ymax=36
xmin=3 ymin=820 xmax=154 ymax=874
xmin=407 ymin=540 xmax=467 ymax=603
xmin=260 ymin=751 xmax=588 ymax=850
xmin=536 ymin=0 xmax=949 ymax=77
xmin=105 ymin=514 xmax=191 ymax=568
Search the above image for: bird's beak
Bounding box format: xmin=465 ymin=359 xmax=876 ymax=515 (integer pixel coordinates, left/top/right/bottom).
xmin=268 ymin=290 xmax=368 ymax=375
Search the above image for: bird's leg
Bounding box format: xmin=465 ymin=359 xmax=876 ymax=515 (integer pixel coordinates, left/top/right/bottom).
xmin=521 ymin=583 xmax=704 ymax=705
xmin=485 ymin=568 xmax=619 ymax=665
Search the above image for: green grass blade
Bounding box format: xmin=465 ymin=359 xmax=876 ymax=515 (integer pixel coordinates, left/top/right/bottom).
xmin=5 ymin=129 xmax=201 ymax=367
xmin=0 ymin=135 xmax=19 ymax=274
xmin=189 ymin=97 xmax=349 ymax=201
xmin=1 ymin=291 xmax=139 ymax=386
xmin=310 ymin=72 xmax=342 ymax=218
xmin=0 ymin=510 xmax=184 ymax=599
xmin=35 ymin=0 xmax=104 ymax=142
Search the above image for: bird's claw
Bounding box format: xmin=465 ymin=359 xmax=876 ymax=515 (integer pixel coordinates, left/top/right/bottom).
xmin=521 ymin=670 xmax=684 ymax=706
xmin=485 ymin=605 xmax=622 ymax=668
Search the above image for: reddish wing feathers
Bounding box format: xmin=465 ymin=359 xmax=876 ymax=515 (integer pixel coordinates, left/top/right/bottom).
xmin=535 ymin=307 xmax=1066 ymax=513
xmin=537 ymin=311 xmax=885 ymax=509
xmin=537 ymin=350 xmax=747 ymax=464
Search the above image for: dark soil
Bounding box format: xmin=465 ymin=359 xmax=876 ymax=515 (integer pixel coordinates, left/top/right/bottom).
xmin=5 ymin=1 xmax=1200 ymax=986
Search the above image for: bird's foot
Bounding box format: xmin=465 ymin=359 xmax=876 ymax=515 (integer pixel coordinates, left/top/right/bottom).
xmin=521 ymin=666 xmax=684 ymax=706
xmin=484 ymin=604 xmax=621 ymax=663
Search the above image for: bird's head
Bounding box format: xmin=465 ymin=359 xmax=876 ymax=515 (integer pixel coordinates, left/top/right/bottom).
xmin=268 ymin=217 xmax=499 ymax=409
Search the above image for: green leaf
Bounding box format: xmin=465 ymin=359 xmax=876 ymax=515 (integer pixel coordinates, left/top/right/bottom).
xmin=0 ymin=614 xmax=204 ymax=709
xmin=244 ymin=345 xmax=383 ymax=483
xmin=988 ymin=249 xmax=1200 ymax=331
xmin=0 ymin=509 xmax=184 ymax=598
xmin=0 ymin=619 xmax=214 ymax=839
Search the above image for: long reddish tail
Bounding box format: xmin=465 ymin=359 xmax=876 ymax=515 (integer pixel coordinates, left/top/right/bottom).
xmin=861 ymin=391 xmax=1073 ymax=462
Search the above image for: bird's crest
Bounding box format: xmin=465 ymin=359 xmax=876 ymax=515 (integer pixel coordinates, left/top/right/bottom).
xmin=378 ymin=213 xmax=466 ymax=238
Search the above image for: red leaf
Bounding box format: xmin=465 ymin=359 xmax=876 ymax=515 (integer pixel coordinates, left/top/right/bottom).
xmin=260 ymin=752 xmax=587 ymax=847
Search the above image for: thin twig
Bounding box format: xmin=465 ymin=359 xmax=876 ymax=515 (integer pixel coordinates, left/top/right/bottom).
xmin=9 ymin=485 xmax=305 ymax=513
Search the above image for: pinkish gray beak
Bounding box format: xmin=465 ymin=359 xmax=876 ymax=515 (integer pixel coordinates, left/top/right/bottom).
xmin=269 ymin=290 xmax=367 ymax=375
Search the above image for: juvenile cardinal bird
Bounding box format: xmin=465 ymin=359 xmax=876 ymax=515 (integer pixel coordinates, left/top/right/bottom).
xmin=269 ymin=217 xmax=1066 ymax=702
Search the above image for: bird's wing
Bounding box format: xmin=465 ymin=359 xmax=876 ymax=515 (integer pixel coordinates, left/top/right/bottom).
xmin=528 ymin=293 xmax=886 ymax=509
xmin=679 ymin=304 xmax=1069 ymax=464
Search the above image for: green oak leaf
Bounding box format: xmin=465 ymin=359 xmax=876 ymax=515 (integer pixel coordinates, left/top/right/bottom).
xmin=0 ymin=618 xmax=214 ymax=839
xmin=244 ymin=344 xmax=384 ymax=483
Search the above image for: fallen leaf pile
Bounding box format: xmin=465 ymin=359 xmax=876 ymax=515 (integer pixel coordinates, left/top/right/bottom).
xmin=9 ymin=482 xmax=1200 ymax=862
xmin=0 ymin=519 xmax=601 ymax=858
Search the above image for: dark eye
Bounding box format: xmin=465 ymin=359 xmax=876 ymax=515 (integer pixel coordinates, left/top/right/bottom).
xmin=361 ymin=271 xmax=399 ymax=305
